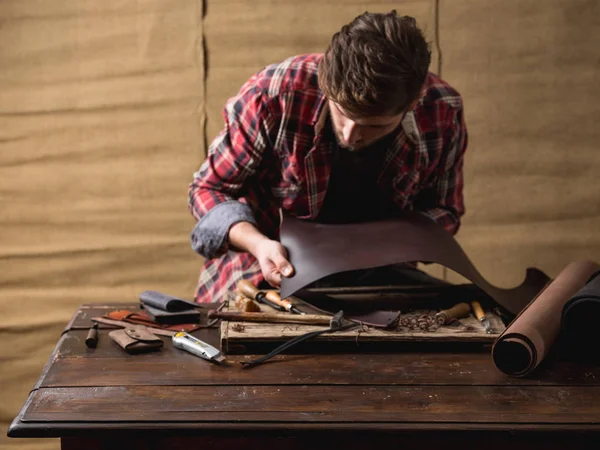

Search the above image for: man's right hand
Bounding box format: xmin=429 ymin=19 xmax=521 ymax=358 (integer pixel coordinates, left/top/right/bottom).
xmin=228 ymin=221 xmax=295 ymax=287
xmin=252 ymin=239 xmax=295 ymax=287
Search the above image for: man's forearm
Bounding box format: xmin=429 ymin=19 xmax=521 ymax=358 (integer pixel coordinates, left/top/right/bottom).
xmin=228 ymin=221 xmax=270 ymax=256
xmin=190 ymin=200 xmax=257 ymax=258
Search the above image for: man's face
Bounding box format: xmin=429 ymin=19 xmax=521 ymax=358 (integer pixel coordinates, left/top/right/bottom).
xmin=328 ymin=100 xmax=405 ymax=152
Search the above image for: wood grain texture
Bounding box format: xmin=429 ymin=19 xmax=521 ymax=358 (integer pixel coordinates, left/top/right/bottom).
xmin=59 ymin=432 xmax=600 ymax=450
xmin=40 ymin=333 xmax=600 ymax=387
xmin=22 ymin=385 xmax=600 ymax=424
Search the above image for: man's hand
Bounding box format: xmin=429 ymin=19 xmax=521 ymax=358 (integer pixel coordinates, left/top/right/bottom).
xmin=253 ymin=239 xmax=295 ymax=287
xmin=229 ymin=221 xmax=295 ymax=287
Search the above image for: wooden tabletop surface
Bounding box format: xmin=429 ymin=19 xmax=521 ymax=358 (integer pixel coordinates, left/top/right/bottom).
xmin=8 ymin=303 xmax=600 ymax=446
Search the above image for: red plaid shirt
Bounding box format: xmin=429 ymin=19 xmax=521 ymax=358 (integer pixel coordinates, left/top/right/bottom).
xmin=188 ymin=54 xmax=468 ymax=303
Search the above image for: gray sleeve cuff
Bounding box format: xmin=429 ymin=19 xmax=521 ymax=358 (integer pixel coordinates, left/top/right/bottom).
xmin=190 ymin=200 xmax=257 ymax=258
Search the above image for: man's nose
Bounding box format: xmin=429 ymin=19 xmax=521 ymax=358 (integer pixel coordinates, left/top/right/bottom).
xmin=342 ymin=121 xmax=361 ymax=145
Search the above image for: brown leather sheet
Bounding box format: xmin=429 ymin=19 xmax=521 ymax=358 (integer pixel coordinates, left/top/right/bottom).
xmin=492 ymin=260 xmax=600 ymax=377
xmin=280 ymin=212 xmax=550 ymax=315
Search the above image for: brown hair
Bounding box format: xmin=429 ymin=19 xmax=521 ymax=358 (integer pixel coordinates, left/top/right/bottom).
xmin=318 ymin=11 xmax=431 ymax=117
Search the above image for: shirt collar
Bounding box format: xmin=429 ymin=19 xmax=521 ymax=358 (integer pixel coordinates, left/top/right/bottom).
xmin=313 ymin=97 xmax=329 ymax=135
xmin=400 ymin=110 xmax=421 ymax=145
xmin=311 ymin=92 xmax=328 ymax=133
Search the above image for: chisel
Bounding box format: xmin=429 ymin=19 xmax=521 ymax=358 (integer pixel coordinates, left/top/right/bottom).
xmin=471 ymin=300 xmax=493 ymax=334
xmin=237 ymin=280 xmax=305 ymax=314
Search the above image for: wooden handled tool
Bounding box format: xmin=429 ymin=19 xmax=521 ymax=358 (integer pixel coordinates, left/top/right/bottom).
xmin=208 ymin=310 xmax=331 ymax=326
xmin=85 ymin=323 xmax=99 ymax=348
xmin=435 ymin=302 xmax=471 ymax=325
xmin=234 ymin=294 xmax=261 ymax=312
xmin=471 ymin=300 xmax=492 ymax=334
xmin=237 ymin=280 xmax=304 ymax=314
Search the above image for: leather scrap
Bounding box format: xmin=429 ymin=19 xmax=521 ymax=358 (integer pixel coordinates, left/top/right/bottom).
xmin=280 ymin=212 xmax=550 ymax=316
xmin=106 ymin=309 xmax=202 ymax=333
xmin=492 ymin=260 xmax=600 ymax=377
xmin=92 ymin=317 xmax=177 ymax=337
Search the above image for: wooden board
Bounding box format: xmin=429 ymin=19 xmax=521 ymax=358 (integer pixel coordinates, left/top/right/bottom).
xmin=220 ymin=301 xmax=506 ymax=355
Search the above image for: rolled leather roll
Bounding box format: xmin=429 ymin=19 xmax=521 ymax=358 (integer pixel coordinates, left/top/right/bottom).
xmin=561 ymin=269 xmax=600 ymax=346
xmin=492 ymin=260 xmax=600 ymax=377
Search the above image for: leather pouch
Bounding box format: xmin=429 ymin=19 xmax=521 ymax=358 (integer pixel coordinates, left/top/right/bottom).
xmin=109 ymin=328 xmax=164 ymax=354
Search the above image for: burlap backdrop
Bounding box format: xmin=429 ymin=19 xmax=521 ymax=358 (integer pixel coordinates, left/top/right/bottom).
xmin=1 ymin=1 xmax=598 ymax=448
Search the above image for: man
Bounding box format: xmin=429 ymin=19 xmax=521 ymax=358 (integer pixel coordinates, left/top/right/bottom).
xmin=188 ymin=11 xmax=468 ymax=303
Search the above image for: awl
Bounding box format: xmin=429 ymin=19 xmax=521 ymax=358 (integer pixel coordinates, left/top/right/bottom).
xmin=435 ymin=302 xmax=471 ymax=325
xmin=471 ymin=300 xmax=493 ymax=334
xmin=237 ymin=280 xmax=305 ymax=314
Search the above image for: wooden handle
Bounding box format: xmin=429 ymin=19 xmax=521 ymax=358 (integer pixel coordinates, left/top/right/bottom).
xmin=435 ymin=302 xmax=471 ymax=325
xmin=264 ymin=290 xmax=292 ymax=308
xmin=234 ymin=294 xmax=261 ymax=313
xmin=238 ymin=280 xmax=291 ymax=309
xmin=208 ymin=310 xmax=331 ymax=326
xmin=85 ymin=324 xmax=98 ymax=348
xmin=470 ymin=301 xmax=485 ymax=321
xmin=237 ymin=280 xmax=260 ymax=301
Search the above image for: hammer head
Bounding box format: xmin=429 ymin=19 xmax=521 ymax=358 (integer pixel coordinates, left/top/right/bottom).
xmin=329 ymin=310 xmax=345 ymax=330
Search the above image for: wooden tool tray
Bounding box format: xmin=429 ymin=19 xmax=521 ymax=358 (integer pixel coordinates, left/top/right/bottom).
xmin=219 ymin=293 xmax=506 ymax=355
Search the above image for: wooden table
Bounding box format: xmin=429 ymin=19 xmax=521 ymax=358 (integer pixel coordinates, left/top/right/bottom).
xmin=8 ymin=304 xmax=600 ymax=449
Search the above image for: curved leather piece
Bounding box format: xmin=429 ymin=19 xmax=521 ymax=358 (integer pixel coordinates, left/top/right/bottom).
xmin=280 ymin=212 xmax=550 ymax=315
xmin=492 ymin=260 xmax=599 ymax=377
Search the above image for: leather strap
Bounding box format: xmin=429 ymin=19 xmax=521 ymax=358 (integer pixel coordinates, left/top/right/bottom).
xmin=240 ymin=311 xmax=359 ymax=369
xmin=92 ymin=317 xmax=177 ymax=337
xmin=105 ymin=309 xmax=202 ymax=332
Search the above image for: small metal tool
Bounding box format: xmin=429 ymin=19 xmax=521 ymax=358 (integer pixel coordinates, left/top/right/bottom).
xmin=172 ymin=331 xmax=225 ymax=363
xmin=493 ymin=306 xmax=515 ymax=326
xmin=471 ymin=301 xmax=493 ymax=334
